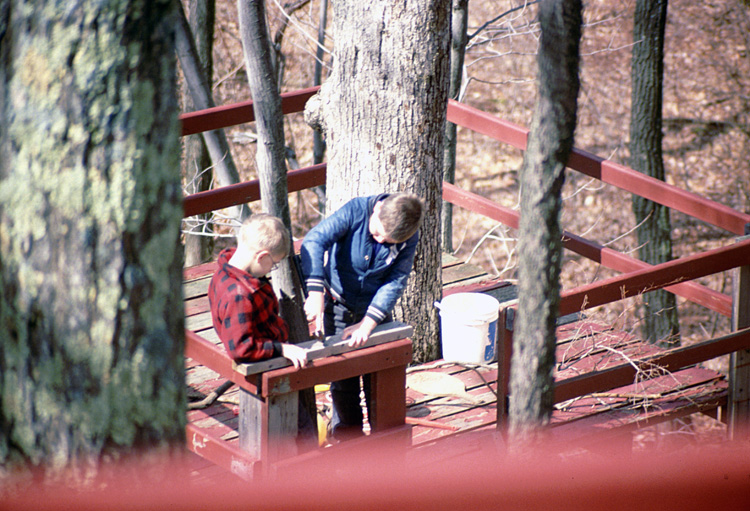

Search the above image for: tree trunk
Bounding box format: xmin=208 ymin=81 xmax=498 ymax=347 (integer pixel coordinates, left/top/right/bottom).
xmin=0 ymin=0 xmax=185 ymax=476
xmin=237 ymin=0 xmax=317 ymax=447
xmin=304 ymin=0 xmax=449 ymax=363
xmin=182 ymin=0 xmax=216 ymax=267
xmin=311 ymin=0 xmax=328 ymax=213
xmin=442 ymin=0 xmax=468 ymax=253
xmin=508 ymin=0 xmax=582 ymax=451
xmin=629 ymin=0 xmax=679 ymax=347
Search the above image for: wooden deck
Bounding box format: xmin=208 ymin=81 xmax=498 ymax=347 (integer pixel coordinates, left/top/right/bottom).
xmin=183 ymin=256 xmax=728 ymax=480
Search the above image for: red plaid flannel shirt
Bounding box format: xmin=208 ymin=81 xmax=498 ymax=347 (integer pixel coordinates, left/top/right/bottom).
xmin=208 ymin=248 xmax=288 ymax=362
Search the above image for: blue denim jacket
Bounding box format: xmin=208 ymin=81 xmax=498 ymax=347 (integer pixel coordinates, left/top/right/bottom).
xmin=300 ymin=194 xmax=419 ymax=324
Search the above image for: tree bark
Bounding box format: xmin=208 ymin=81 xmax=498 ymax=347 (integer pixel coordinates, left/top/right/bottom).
xmin=311 ymin=0 xmax=328 ymax=213
xmin=175 ymin=0 xmax=249 ymax=223
xmin=0 ymin=0 xmax=185 ymax=476
xmin=508 ymin=0 xmax=582 ymax=451
xmin=182 ymin=0 xmax=216 ymax=267
xmin=629 ymin=0 xmax=679 ymax=347
xmin=442 ymin=0 xmax=468 ymax=253
xmin=304 ymin=0 xmax=449 ymax=363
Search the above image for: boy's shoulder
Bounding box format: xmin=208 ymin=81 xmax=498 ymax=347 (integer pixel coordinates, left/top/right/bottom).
xmin=211 ymin=248 xmax=266 ymax=295
xmin=344 ymin=194 xmax=384 ymax=213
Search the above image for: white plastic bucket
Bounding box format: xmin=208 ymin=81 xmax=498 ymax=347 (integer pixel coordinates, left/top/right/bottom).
xmin=435 ymin=292 xmax=500 ymax=364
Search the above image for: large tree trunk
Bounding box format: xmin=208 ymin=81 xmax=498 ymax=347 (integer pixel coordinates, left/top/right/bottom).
xmin=629 ymin=0 xmax=679 ymax=347
xmin=304 ymin=0 xmax=449 ymax=363
xmin=237 ymin=0 xmax=317 ymax=448
xmin=508 ymin=0 xmax=582 ymax=450
xmin=182 ymin=0 xmax=216 ymax=267
xmin=0 ymin=0 xmax=185 ymax=476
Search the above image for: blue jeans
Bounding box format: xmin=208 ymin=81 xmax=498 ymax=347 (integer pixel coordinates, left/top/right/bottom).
xmin=324 ymin=298 xmax=390 ymax=440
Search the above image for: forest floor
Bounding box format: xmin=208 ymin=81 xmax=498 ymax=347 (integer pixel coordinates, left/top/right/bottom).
xmin=183 ymin=0 xmax=750 ymax=452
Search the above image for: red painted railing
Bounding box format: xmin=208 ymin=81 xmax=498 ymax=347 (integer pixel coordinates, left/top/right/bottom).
xmin=180 ymin=89 xmax=750 ymax=233
xmin=179 ymin=88 xmax=750 ymax=446
xmin=179 ymin=92 xmax=747 ymax=317
xmin=446 ymin=99 xmax=750 ymax=236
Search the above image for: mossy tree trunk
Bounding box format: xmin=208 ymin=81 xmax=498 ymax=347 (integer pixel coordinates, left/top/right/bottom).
xmin=304 ymin=0 xmax=450 ymax=363
xmin=0 ymin=0 xmax=185 ymax=476
xmin=508 ymin=0 xmax=582 ymax=451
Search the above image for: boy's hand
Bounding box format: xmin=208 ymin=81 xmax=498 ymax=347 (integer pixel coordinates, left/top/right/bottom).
xmin=280 ymin=343 xmax=308 ymax=369
xmin=304 ymin=291 xmax=325 ymax=337
xmin=342 ymin=317 xmax=378 ymax=348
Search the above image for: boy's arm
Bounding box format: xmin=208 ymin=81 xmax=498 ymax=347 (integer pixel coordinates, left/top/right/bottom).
xmin=300 ymin=199 xmax=359 ymax=330
xmin=344 ymin=234 xmax=419 ymax=346
xmin=303 ymin=290 xmax=326 ymax=337
xmin=299 ymin=199 xmax=359 ymax=293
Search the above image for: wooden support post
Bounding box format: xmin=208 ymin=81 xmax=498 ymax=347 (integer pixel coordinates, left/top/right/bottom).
xmin=728 ymin=237 xmax=750 ymax=439
xmin=239 ymin=389 xmax=298 ymax=470
xmin=238 ymin=389 xmax=264 ymax=460
xmin=369 ymin=364 xmax=408 ymax=432
xmin=496 ymin=304 xmax=515 ymax=431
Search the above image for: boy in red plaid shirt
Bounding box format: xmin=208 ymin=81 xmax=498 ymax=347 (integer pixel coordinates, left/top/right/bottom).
xmin=208 ymin=214 xmax=307 ymax=368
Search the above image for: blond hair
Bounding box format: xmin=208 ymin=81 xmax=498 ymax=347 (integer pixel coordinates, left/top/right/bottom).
xmin=379 ymin=193 xmax=424 ymax=243
xmin=238 ymin=214 xmax=291 ymax=257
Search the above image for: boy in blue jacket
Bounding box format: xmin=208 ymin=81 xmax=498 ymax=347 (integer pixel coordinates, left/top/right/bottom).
xmin=300 ymin=192 xmax=424 ymax=441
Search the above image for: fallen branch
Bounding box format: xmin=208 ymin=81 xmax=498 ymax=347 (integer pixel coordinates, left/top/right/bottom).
xmin=188 ymin=380 xmax=235 ymax=410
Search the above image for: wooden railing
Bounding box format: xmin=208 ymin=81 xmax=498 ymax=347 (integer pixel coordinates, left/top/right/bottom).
xmin=180 ymin=87 xmax=750 ymax=236
xmin=446 ymin=100 xmax=750 ymax=236
xmin=495 ymin=238 xmax=750 ymax=426
xmin=179 ymin=88 xmax=750 ymax=435
xmin=179 ymin=88 xmax=749 ymax=318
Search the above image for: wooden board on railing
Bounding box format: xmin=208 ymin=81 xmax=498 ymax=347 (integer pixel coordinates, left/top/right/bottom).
xmin=231 ymin=321 xmax=413 ymax=377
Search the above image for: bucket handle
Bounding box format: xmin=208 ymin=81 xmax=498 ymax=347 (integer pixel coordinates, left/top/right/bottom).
xmin=434 ymin=301 xmax=442 ymax=311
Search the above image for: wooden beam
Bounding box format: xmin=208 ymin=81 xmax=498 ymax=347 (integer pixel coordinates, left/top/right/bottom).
xmin=185 ymin=424 xmax=258 ymax=480
xmin=232 ymin=322 xmax=413 ymax=377
xmin=183 ymin=163 xmax=326 ymax=218
xmin=495 ymin=306 xmax=514 ymax=429
xmin=446 ymin=99 xmax=750 ymax=235
xmin=239 ymin=388 xmax=298 ymax=472
xmin=185 ymin=329 xmax=259 ymax=394
xmin=444 ymin=182 xmax=733 ymax=317
xmin=261 ymin=338 xmax=413 ymax=397
xmin=729 ymin=237 xmax=750 ymax=439
xmin=369 ymin=364 xmax=409 ymax=431
xmin=559 ymin=238 xmax=750 ymax=317
xmin=179 ymin=86 xmax=319 ymax=136
xmin=561 ymin=231 xmax=732 ymax=317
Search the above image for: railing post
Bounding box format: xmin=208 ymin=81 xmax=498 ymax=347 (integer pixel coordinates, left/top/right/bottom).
xmin=238 ymin=389 xmax=299 ymax=476
xmin=496 ymin=304 xmax=516 ymax=432
xmin=728 ymin=235 xmax=750 ymax=439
